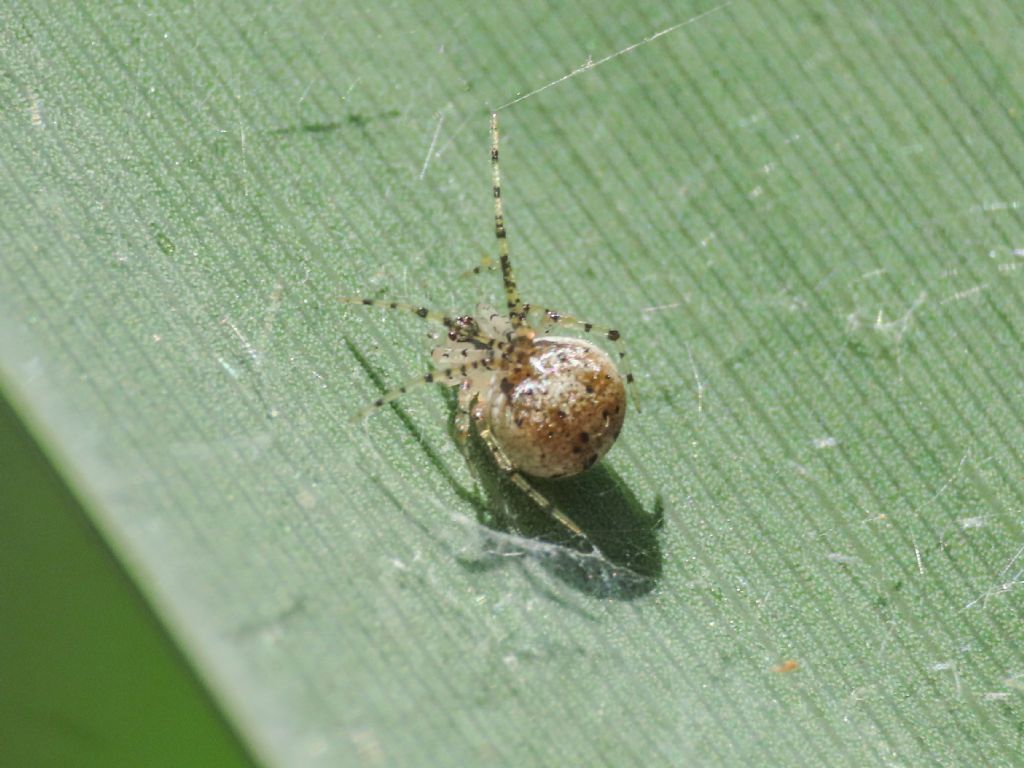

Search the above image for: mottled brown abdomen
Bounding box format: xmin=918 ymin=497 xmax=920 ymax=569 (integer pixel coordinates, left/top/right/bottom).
xmin=487 ymin=337 xmax=626 ymax=478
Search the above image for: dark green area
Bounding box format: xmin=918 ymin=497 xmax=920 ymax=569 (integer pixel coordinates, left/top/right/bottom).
xmin=0 ymin=396 xmax=256 ymax=768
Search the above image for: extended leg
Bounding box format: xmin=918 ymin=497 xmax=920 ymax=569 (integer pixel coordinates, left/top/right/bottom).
xmin=354 ymin=361 xmax=488 ymax=421
xmin=524 ymin=306 xmax=641 ymax=411
xmin=458 ymin=252 xmax=498 ymax=280
xmin=432 ymin=345 xmax=495 ymax=368
xmin=474 ymin=412 xmax=590 ymax=544
xmin=341 ymin=296 xmax=455 ymax=327
xmin=453 ymin=381 xmax=475 ymax=457
xmin=341 ymin=296 xmax=507 ymax=351
xmin=490 ymin=113 xmax=526 ymax=326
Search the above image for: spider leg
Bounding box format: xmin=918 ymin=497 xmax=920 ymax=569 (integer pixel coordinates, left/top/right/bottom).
xmin=454 ymin=382 xmax=475 ymax=459
xmin=354 ymin=361 xmax=486 ymax=421
xmin=340 ymin=296 xmax=460 ymax=328
xmin=341 ymin=296 xmax=507 ymax=352
xmin=432 ymin=346 xmax=494 ymax=368
xmin=457 ymin=251 xmax=498 ymax=280
xmin=473 ymin=411 xmax=591 ymax=544
xmin=490 ymin=112 xmax=526 ymax=326
xmin=469 ymin=303 xmax=511 ymax=339
xmin=524 ymin=306 xmax=641 ymax=412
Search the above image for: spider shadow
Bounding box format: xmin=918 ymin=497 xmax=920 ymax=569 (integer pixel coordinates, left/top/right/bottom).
xmin=345 ymin=339 xmax=661 ymax=600
xmin=344 ymin=339 xmax=487 ymax=514
xmin=449 ymin=395 xmax=664 ymax=600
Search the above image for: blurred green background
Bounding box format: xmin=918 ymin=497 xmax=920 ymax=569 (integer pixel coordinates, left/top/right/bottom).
xmin=2 ymin=1 xmax=1023 ymax=766
xmin=0 ymin=397 xmax=254 ymax=767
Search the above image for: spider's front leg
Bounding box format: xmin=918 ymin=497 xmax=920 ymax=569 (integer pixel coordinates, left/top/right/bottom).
xmin=352 ymin=356 xmax=494 ymax=422
xmin=472 ymin=409 xmax=591 ymax=545
xmin=350 ymin=367 xmax=458 ymax=422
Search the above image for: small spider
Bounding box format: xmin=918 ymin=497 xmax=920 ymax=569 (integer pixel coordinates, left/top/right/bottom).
xmin=342 ymin=113 xmax=639 ymax=541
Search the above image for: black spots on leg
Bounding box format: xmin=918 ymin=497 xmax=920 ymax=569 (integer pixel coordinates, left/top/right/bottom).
xmin=579 ymin=431 xmax=590 ymax=443
xmin=626 ymin=373 xmax=635 ymax=383
xmin=583 ymin=322 xmax=593 ymax=332
xmin=361 ymin=298 xmax=374 ymax=305
xmin=493 ymin=185 xmax=501 ymax=198
xmin=500 ymin=377 xmax=514 ymax=395
xmin=607 ymin=329 xmax=620 ymax=341
xmin=423 ymin=372 xmax=434 ymax=383
xmin=416 ymin=307 xmax=429 ymax=318
xmin=373 ymin=398 xmax=384 ymax=407
xmin=491 ymin=147 xmax=499 ymax=162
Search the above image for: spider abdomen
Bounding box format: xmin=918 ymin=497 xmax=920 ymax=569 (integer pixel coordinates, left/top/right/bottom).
xmin=487 ymin=337 xmax=626 ymax=478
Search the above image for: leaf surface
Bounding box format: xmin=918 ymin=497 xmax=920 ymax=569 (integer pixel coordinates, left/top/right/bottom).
xmin=2 ymin=1 xmax=1023 ymax=765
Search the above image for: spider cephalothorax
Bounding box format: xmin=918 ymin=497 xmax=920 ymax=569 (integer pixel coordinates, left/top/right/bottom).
xmin=342 ymin=113 xmax=637 ymax=540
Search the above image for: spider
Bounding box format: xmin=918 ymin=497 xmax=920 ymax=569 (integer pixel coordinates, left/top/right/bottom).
xmin=342 ymin=113 xmax=639 ymax=542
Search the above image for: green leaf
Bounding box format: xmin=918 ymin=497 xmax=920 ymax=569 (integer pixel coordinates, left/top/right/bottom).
xmin=2 ymin=1 xmax=1023 ymax=765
